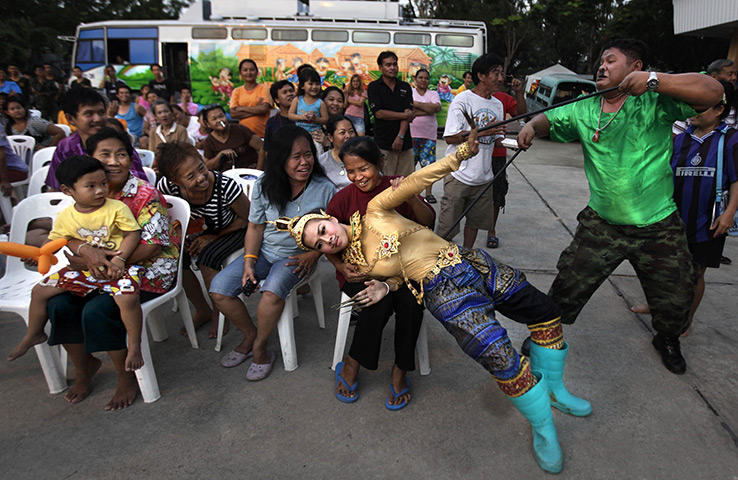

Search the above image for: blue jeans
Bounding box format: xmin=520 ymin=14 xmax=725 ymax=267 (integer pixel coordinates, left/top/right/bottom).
xmin=209 ymin=252 xmax=309 ymax=300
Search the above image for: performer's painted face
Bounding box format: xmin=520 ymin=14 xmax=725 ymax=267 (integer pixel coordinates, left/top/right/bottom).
xmin=304 ymin=218 xmax=349 ymax=253
xmin=597 ymin=48 xmax=641 ymax=90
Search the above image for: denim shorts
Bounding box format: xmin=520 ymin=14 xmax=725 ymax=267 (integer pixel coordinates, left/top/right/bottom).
xmin=209 ymin=252 xmax=309 ymax=300
xmin=345 ymin=114 xmax=365 ymax=134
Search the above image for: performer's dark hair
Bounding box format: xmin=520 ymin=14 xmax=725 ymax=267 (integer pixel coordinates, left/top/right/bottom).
xmin=602 ymin=39 xmax=647 ymax=69
xmin=339 ymin=136 xmax=383 ymax=170
xmin=471 ymin=53 xmax=504 ymax=85
xmin=377 ymin=51 xmax=398 ymax=67
xmin=707 ymin=59 xmax=735 ymax=76
xmin=262 ymin=125 xmax=325 ymax=215
xmin=717 ymin=80 xmax=735 ymax=120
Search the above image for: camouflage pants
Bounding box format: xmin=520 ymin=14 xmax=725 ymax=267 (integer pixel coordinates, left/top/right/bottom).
xmin=549 ymin=207 xmax=698 ymax=336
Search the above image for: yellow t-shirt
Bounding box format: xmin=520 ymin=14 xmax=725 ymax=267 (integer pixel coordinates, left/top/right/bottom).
xmin=49 ymin=198 xmax=141 ymax=250
xmin=229 ymin=83 xmax=271 ymax=137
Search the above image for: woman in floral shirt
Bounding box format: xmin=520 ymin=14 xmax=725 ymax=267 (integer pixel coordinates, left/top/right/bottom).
xmin=44 ymin=127 xmax=179 ymax=411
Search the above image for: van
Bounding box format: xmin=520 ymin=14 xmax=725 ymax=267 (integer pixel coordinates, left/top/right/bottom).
xmin=526 ymin=74 xmax=597 ymax=113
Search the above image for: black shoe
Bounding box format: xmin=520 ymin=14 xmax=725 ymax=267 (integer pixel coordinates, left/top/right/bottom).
xmin=720 ymin=255 xmax=732 ymax=265
xmin=652 ymin=334 xmax=687 ymax=374
xmin=521 ymin=336 xmax=531 ymax=357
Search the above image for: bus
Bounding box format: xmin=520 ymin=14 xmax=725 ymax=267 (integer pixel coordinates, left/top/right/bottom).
xmin=71 ymin=0 xmax=487 ymax=126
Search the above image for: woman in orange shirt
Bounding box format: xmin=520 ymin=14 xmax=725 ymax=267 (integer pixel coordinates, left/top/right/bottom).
xmin=228 ymin=59 xmax=272 ymax=138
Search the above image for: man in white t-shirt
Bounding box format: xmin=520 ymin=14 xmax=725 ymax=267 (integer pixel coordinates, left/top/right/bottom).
xmin=437 ymin=53 xmax=505 ymax=248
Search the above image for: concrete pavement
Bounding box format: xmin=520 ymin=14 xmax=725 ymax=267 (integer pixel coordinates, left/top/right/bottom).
xmin=1 ymin=138 xmax=737 ymax=479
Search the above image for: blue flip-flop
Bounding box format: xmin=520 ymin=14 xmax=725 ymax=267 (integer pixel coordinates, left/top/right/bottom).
xmin=385 ymin=378 xmax=411 ymax=411
xmin=335 ymin=361 xmax=358 ymax=403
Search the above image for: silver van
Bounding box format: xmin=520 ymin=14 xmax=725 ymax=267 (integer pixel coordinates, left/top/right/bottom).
xmin=526 ymin=74 xmax=597 ymax=112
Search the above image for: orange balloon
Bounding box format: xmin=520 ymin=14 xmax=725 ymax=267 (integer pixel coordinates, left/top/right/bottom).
xmin=39 ymin=238 xmax=67 ymax=256
xmin=38 ymin=255 xmax=52 ymax=275
xmin=0 ymin=242 xmax=39 ymax=259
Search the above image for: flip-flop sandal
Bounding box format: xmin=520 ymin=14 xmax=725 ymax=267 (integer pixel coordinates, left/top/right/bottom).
xmin=486 ymin=236 xmax=499 ymax=249
xmin=335 ymin=361 xmax=359 ymax=403
xmin=246 ymin=351 xmax=276 ymax=381
xmin=220 ymin=348 xmax=253 ymax=368
xmin=385 ymin=378 xmax=410 ymax=411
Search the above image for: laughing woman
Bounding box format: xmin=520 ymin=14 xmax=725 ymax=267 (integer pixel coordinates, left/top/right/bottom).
xmin=272 ymin=128 xmax=589 ymax=474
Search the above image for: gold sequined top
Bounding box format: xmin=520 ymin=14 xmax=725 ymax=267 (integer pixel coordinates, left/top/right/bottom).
xmin=341 ymin=153 xmax=463 ymax=301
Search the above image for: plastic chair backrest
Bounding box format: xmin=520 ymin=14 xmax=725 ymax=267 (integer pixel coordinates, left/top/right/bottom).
xmin=27 ymin=166 xmax=50 ymax=197
xmin=29 ymin=109 xmax=42 ymax=118
xmin=32 ymin=147 xmax=56 ymax=173
xmin=54 ymin=124 xmax=71 ymax=137
xmin=136 ymin=149 xmax=155 ymax=167
xmin=161 ymin=195 xmax=190 ymax=287
xmin=8 ymin=135 xmax=35 ymax=165
xmin=5 ymin=193 xmax=73 ymax=275
xmin=222 ymin=168 xmax=263 ymax=201
xmin=143 ymin=167 xmax=157 ymax=185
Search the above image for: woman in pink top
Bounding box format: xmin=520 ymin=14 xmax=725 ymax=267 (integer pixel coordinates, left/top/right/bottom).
xmin=343 ymin=74 xmax=367 ymax=136
xmin=410 ymin=69 xmax=441 ymax=202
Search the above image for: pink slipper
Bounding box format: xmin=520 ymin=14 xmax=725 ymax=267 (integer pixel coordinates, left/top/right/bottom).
xmin=246 ymin=351 xmax=277 ymax=381
xmin=220 ymin=349 xmax=253 ymax=368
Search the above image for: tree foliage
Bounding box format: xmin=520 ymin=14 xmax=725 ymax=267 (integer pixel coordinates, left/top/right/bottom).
xmin=0 ymin=0 xmax=191 ymax=67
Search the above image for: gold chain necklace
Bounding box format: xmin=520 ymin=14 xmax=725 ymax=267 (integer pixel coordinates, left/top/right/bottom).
xmin=593 ymin=95 xmax=628 ymax=142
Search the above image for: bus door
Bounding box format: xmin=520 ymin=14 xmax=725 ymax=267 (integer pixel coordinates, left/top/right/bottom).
xmin=162 ymin=43 xmax=190 ymax=93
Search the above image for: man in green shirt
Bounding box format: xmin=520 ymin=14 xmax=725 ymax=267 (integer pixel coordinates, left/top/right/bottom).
xmin=518 ymin=39 xmax=722 ymax=374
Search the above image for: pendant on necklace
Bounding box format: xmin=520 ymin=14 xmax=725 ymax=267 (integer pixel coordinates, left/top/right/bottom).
xmin=339 ymin=169 xmax=345 ymax=176
xmin=592 ymin=130 xmax=600 ymax=142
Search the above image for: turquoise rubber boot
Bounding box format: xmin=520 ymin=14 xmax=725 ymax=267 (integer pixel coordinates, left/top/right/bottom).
xmin=509 ymin=371 xmax=563 ymax=474
xmin=530 ymin=342 xmax=592 ymax=417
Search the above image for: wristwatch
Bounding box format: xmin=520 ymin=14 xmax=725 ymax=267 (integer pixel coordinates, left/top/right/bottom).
xmin=646 ymin=71 xmax=659 ymax=91
xmin=397 ymin=133 xmax=405 ymax=139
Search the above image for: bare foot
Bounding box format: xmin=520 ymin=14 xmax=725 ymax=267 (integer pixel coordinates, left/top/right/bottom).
xmin=337 ymin=356 xmax=359 ymax=400
xmin=208 ymin=317 xmax=227 ymax=339
xmin=105 ymin=371 xmax=138 ymax=411
xmin=631 ymin=305 xmax=650 ymax=314
xmin=387 ymin=365 xmax=410 ymax=407
xmin=124 ymin=344 xmax=144 ymax=372
xmin=65 ymin=356 xmax=102 ymax=403
xmin=8 ymin=332 xmax=48 ymax=361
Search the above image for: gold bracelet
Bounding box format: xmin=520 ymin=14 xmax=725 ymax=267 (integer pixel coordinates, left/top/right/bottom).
xmin=244 ymin=254 xmax=258 ymax=260
xmin=456 ymin=142 xmax=473 ymax=161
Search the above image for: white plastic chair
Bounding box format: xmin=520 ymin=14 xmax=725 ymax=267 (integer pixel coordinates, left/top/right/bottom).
xmin=214 ymin=265 xmax=326 ymax=372
xmin=222 ymin=168 xmax=262 ymax=200
xmin=32 ymin=147 xmax=56 ymax=173
xmin=136 ymin=149 xmax=155 ymax=168
xmin=331 ymin=291 xmax=431 ymax=375
xmin=8 ymin=135 xmax=35 ymax=167
xmin=133 ymin=195 xmax=199 ymax=402
xmin=27 ymin=166 xmax=50 ymax=197
xmin=29 ymin=109 xmax=42 ymax=118
xmin=0 ymin=193 xmax=75 ymax=394
xmin=54 ymin=124 xmax=71 ymax=137
xmin=143 ymin=167 xmax=157 ymax=185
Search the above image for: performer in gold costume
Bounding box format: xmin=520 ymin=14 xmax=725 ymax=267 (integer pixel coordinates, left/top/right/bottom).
xmin=273 ymin=130 xmax=589 ymax=474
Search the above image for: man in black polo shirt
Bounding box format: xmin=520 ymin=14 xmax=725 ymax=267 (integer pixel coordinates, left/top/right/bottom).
xmin=367 ymin=51 xmax=415 ymax=176
xmin=149 ymin=64 xmax=175 ymax=104
xmin=99 ymin=65 xmax=127 ymax=102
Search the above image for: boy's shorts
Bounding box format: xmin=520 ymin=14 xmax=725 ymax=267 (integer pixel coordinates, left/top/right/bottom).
xmin=40 ymin=266 xmax=143 ymax=297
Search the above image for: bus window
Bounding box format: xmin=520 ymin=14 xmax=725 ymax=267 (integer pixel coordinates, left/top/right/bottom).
xmin=192 ymin=27 xmax=228 ymax=39
xmin=107 ymin=28 xmax=157 ymax=64
xmin=232 ymin=28 xmax=268 ymax=40
xmin=312 ymin=30 xmax=349 ymax=42
xmin=77 ymin=40 xmax=105 ymax=64
xmin=272 ymin=29 xmax=308 ymax=41
xmin=353 ymin=31 xmax=390 ymax=44
xmin=394 ymin=33 xmax=430 ymax=46
xmin=436 ymin=34 xmax=474 ymax=48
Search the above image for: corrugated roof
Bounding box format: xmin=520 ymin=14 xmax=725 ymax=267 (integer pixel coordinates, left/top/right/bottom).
xmin=673 ymin=0 xmax=738 ymax=37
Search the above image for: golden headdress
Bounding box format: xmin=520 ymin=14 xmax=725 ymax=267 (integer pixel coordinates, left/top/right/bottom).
xmin=269 ymin=211 xmax=332 ymax=251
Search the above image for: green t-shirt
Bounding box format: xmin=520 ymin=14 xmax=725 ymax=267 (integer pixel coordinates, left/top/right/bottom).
xmin=546 ymin=91 xmax=696 ymax=226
